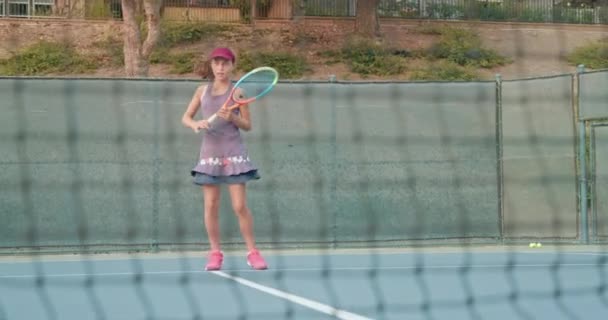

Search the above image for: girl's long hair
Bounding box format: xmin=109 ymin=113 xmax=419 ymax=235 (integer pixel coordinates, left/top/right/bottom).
xmin=195 ymin=59 xmax=214 ymax=80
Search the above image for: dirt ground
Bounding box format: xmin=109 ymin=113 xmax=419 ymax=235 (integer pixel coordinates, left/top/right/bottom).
xmin=147 ymin=20 xmax=608 ymax=81
xmin=1 ymin=18 xmax=607 ymax=80
xmin=470 ymin=21 xmax=608 ymax=79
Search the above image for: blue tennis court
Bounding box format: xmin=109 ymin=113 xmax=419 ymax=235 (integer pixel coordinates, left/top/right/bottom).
xmin=2 ymin=68 xmax=608 ymax=320
xmin=2 ymin=246 xmax=607 ymax=320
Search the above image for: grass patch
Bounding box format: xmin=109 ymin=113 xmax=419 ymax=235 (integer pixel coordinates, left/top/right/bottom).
xmin=321 ymin=36 xmax=407 ymax=76
xmin=150 ymin=47 xmax=172 ymax=64
xmin=238 ymin=51 xmax=310 ymax=79
xmin=168 ymin=52 xmax=198 ymax=74
xmin=145 ymin=21 xmax=234 ymax=74
xmin=150 ymin=48 xmax=198 ymax=74
xmin=410 ymin=61 xmax=478 ymax=81
xmin=427 ymin=27 xmax=508 ymax=68
xmin=158 ymin=22 xmax=234 ymax=47
xmin=94 ymin=35 xmax=200 ymax=74
xmin=567 ymin=41 xmax=608 ymax=69
xmin=414 ymin=24 xmax=449 ymax=35
xmin=93 ymin=36 xmax=124 ymax=67
xmin=318 ymin=50 xmax=343 ymax=65
xmin=0 ymin=41 xmax=96 ymax=76
xmin=85 ymin=0 xmax=115 ymax=19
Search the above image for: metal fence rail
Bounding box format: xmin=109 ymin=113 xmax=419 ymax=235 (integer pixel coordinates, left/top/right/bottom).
xmin=2 ymin=0 xmax=54 ymax=17
xmin=1 ymin=0 xmax=607 ymax=25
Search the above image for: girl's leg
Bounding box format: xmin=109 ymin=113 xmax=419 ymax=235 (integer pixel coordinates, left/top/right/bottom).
xmin=228 ymin=183 xmax=267 ymax=270
xmin=203 ymin=184 xmax=221 ymax=251
xmin=227 ymin=183 xmax=257 ymax=252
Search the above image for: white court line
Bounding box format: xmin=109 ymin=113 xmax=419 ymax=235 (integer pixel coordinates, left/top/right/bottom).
xmin=212 ymin=271 xmax=373 ymax=320
xmin=0 ymin=263 xmax=603 ymax=279
xmin=519 ymin=251 xmax=608 ymax=256
xmin=1 ymin=249 xmax=606 ymax=263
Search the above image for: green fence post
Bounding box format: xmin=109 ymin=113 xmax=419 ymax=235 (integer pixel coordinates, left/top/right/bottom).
xmin=329 ymin=74 xmax=337 ymax=248
xmin=576 ymin=64 xmax=589 ymax=244
xmin=495 ymin=74 xmax=504 ymax=243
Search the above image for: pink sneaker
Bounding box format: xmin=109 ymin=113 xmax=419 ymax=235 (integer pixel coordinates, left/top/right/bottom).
xmin=205 ymin=250 xmax=223 ymax=271
xmin=247 ymin=249 xmax=268 ymax=270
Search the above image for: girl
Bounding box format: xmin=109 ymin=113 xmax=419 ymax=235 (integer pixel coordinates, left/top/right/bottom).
xmin=181 ymin=47 xmax=267 ymax=271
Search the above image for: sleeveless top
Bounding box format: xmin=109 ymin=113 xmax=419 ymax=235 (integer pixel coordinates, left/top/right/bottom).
xmin=190 ymin=83 xmax=257 ymax=177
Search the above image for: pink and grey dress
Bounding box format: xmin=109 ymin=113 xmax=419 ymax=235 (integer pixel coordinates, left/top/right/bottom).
xmin=190 ymin=83 xmax=260 ymax=185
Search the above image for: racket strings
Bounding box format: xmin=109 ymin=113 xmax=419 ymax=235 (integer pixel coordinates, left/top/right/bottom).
xmin=234 ymin=69 xmax=279 ymax=103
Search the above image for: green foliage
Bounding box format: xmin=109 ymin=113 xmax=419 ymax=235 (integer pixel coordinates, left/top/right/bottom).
xmin=478 ymin=3 xmax=508 ymax=21
xmin=427 ymin=28 xmax=508 ymax=68
xmin=94 ymin=36 xmax=124 ymax=67
xmin=150 ymin=47 xmax=172 ymax=64
xmin=425 ymin=3 xmax=464 ymax=19
xmin=238 ymin=51 xmax=310 ymax=79
xmin=33 ymin=4 xmax=53 ymax=16
xmin=304 ymin=0 xmax=350 ymax=16
xmin=567 ymin=41 xmax=608 ymax=69
xmin=324 ymin=37 xmax=407 ymax=76
xmin=150 ymin=48 xmax=199 ymax=74
xmin=0 ymin=42 xmax=96 ymax=76
xmin=514 ymin=9 xmax=549 ymax=23
xmin=318 ymin=50 xmax=343 ymax=65
xmin=85 ymin=0 xmax=112 ymax=19
xmin=414 ymin=24 xmax=448 ymax=35
xmin=601 ymin=7 xmax=608 ymax=24
xmin=230 ymin=0 xmax=273 ymax=21
xmin=88 ymin=21 xmax=233 ymax=73
xmin=421 ymin=2 xmax=552 ymax=23
xmin=410 ymin=61 xmax=478 ymax=81
xmin=144 ymin=21 xmax=234 ymax=74
xmin=169 ymin=52 xmax=198 ymax=74
xmin=158 ymin=22 xmax=234 ymax=48
xmin=377 ymin=0 xmax=419 ymax=18
xmin=554 ymin=7 xmax=595 ymax=24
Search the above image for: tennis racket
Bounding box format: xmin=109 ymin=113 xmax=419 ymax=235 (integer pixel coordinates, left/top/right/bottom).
xmin=207 ymin=66 xmax=279 ymax=124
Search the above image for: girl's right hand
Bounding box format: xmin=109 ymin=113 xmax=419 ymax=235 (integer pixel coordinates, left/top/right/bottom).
xmin=192 ymin=120 xmax=209 ymax=133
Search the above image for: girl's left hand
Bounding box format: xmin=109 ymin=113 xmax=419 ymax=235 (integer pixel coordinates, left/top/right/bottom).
xmin=217 ymin=105 xmax=234 ymax=121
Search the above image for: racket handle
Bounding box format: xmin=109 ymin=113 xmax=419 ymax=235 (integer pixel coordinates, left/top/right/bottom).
xmin=227 ymin=102 xmax=242 ymax=110
xmin=207 ymin=114 xmax=218 ymax=123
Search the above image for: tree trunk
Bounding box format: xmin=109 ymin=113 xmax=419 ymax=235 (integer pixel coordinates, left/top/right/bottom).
xmin=141 ymin=0 xmax=162 ymax=60
xmin=355 ymin=0 xmax=381 ymax=37
xmin=121 ymin=0 xmax=162 ymax=77
xmin=54 ymin=0 xmax=66 ymax=15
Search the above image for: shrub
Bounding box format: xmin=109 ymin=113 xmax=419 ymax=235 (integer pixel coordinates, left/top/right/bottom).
xmin=238 ymin=51 xmax=310 ymax=79
xmin=0 ymin=42 xmax=96 ymax=76
xmin=410 ymin=61 xmax=478 ymax=81
xmin=567 ymin=41 xmax=608 ymax=69
xmin=427 ymin=28 xmax=508 ymax=68
xmin=321 ymin=37 xmax=407 ymax=76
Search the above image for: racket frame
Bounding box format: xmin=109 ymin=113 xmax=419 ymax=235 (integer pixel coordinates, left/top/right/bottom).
xmin=206 ymin=66 xmax=278 ymax=124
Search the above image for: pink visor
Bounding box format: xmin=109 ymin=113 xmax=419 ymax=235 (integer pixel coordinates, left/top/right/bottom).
xmin=209 ymin=47 xmax=235 ymax=63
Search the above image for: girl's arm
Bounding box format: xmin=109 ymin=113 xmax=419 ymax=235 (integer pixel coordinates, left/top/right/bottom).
xmin=217 ymin=103 xmax=252 ymax=131
xmin=181 ymin=85 xmax=207 ymax=132
xmin=217 ymin=88 xmax=252 ymax=131
xmin=229 ymin=104 xmax=252 ymax=131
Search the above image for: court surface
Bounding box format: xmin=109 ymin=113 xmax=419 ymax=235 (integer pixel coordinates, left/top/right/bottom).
xmin=1 ymin=246 xmax=607 ymax=320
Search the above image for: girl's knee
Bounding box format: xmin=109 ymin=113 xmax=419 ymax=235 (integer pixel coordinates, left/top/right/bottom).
xmin=232 ymin=203 xmax=249 ymax=217
xmin=203 ymin=186 xmax=221 ymax=214
xmin=204 ymin=200 xmax=220 ymax=215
